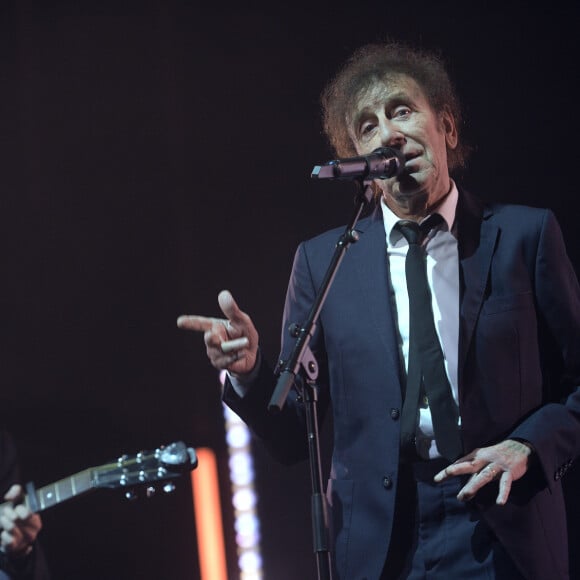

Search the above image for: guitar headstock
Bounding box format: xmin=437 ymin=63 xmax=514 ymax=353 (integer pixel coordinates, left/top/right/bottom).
xmin=93 ymin=441 xmax=198 ymax=495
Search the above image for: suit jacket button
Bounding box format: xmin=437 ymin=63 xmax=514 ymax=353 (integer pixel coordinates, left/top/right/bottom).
xmin=382 ymin=476 xmax=393 ymax=489
xmin=390 ymin=408 xmax=400 ymax=420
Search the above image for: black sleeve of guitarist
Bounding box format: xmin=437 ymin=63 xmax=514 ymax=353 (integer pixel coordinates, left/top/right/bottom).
xmin=0 ymin=428 xmax=50 ymax=580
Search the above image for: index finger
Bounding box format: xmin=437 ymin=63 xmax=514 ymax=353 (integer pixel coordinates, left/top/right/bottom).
xmin=434 ymin=458 xmax=484 ymax=482
xmin=3 ymin=485 xmax=22 ymax=502
xmin=14 ymin=504 xmax=31 ymax=521
xmin=177 ymin=315 xmax=223 ymax=332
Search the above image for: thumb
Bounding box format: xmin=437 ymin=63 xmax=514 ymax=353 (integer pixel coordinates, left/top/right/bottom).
xmin=218 ymin=290 xmax=243 ymax=322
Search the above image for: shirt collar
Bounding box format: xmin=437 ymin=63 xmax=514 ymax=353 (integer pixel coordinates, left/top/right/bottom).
xmin=381 ymin=180 xmax=458 ymax=246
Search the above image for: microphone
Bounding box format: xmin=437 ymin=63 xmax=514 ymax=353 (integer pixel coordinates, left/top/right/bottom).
xmin=311 ymin=147 xmax=405 ymax=180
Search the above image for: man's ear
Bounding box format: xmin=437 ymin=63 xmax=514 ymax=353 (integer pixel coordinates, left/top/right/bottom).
xmin=441 ymin=108 xmax=458 ymax=150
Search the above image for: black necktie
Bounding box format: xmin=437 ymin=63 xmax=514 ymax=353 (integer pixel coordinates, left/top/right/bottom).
xmin=396 ymin=217 xmax=462 ymax=461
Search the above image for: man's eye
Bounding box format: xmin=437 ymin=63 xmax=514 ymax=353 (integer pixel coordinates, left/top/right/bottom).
xmin=392 ymin=107 xmax=411 ymax=118
xmin=361 ymin=123 xmax=375 ymax=134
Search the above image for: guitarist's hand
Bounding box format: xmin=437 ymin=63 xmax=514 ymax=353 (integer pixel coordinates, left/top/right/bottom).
xmin=0 ymin=484 xmax=42 ymax=557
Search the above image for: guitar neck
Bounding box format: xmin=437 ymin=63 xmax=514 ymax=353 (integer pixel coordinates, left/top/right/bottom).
xmin=24 ymin=468 xmax=95 ymax=513
xmin=0 ymin=441 xmax=197 ymax=516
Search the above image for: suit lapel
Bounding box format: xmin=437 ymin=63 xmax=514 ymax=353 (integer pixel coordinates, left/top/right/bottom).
xmin=352 ymin=208 xmax=404 ymax=380
xmin=457 ymin=191 xmax=499 ymax=382
xmin=349 ymin=194 xmax=498 ymax=394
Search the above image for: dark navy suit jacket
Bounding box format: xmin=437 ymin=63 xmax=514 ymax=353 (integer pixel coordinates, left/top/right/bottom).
xmin=224 ymin=189 xmax=580 ymax=580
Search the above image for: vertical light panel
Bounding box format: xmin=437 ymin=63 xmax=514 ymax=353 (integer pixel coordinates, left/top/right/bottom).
xmin=191 ymin=373 xmax=264 ymax=580
xmin=220 ymin=370 xmax=264 ymax=580
xmin=223 ymin=405 xmax=263 ymax=580
xmin=191 ymin=447 xmax=228 ymax=580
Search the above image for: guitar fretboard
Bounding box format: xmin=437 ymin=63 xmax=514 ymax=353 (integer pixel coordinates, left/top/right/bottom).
xmin=26 ymin=469 xmax=94 ymax=513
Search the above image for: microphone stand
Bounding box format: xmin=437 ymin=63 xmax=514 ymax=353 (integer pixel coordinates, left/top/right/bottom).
xmin=268 ymin=178 xmax=374 ymax=580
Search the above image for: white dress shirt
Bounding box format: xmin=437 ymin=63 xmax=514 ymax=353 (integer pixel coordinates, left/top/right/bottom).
xmin=381 ymin=183 xmax=461 ymax=459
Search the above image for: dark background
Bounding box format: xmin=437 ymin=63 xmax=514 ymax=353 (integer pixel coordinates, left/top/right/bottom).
xmin=0 ymin=1 xmax=579 ymax=579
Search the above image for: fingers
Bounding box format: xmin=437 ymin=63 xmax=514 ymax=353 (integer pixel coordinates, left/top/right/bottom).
xmin=0 ymin=503 xmax=41 ymax=555
xmin=433 ymin=452 xmax=482 ymax=482
xmin=496 ymin=472 xmax=513 ymax=505
xmin=434 ymin=462 xmax=501 ymax=503
xmin=177 ymin=310 xmax=234 ymax=362
xmin=220 ymin=337 xmax=250 ymax=353
xmin=3 ymin=484 xmax=22 ymax=502
xmin=434 ymin=439 xmax=531 ymax=505
xmin=178 ymin=290 xmax=259 ymax=375
xmin=0 ymin=508 xmax=13 ymax=531
xmin=176 ymin=290 xmax=245 ymax=337
xmin=1 ymin=503 xmax=32 ymax=530
xmin=217 ymin=290 xmax=253 ymax=343
xmin=456 ymin=463 xmax=502 ymax=502
xmin=434 ymin=460 xmax=485 ymax=480
xmin=14 ymin=504 xmax=32 ymax=521
xmin=210 ymin=346 xmax=246 ymax=369
xmin=218 ymin=290 xmax=242 ymax=322
xmin=176 ymin=315 xmax=220 ymax=332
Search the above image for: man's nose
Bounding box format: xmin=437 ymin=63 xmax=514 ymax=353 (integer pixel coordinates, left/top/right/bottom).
xmin=379 ymin=118 xmax=406 ymax=148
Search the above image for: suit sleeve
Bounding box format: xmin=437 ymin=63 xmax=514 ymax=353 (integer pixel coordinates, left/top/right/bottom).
xmin=509 ymin=210 xmax=580 ymax=486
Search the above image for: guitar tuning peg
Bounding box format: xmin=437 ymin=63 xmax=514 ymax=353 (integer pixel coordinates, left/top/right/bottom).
xmin=163 ymin=482 xmax=176 ymax=494
xmin=146 ymin=486 xmax=156 ymax=498
xmin=125 ymin=490 xmax=137 ymax=501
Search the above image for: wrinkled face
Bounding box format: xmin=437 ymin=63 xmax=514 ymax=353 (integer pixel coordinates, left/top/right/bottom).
xmin=347 ymin=74 xmax=457 ymax=218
